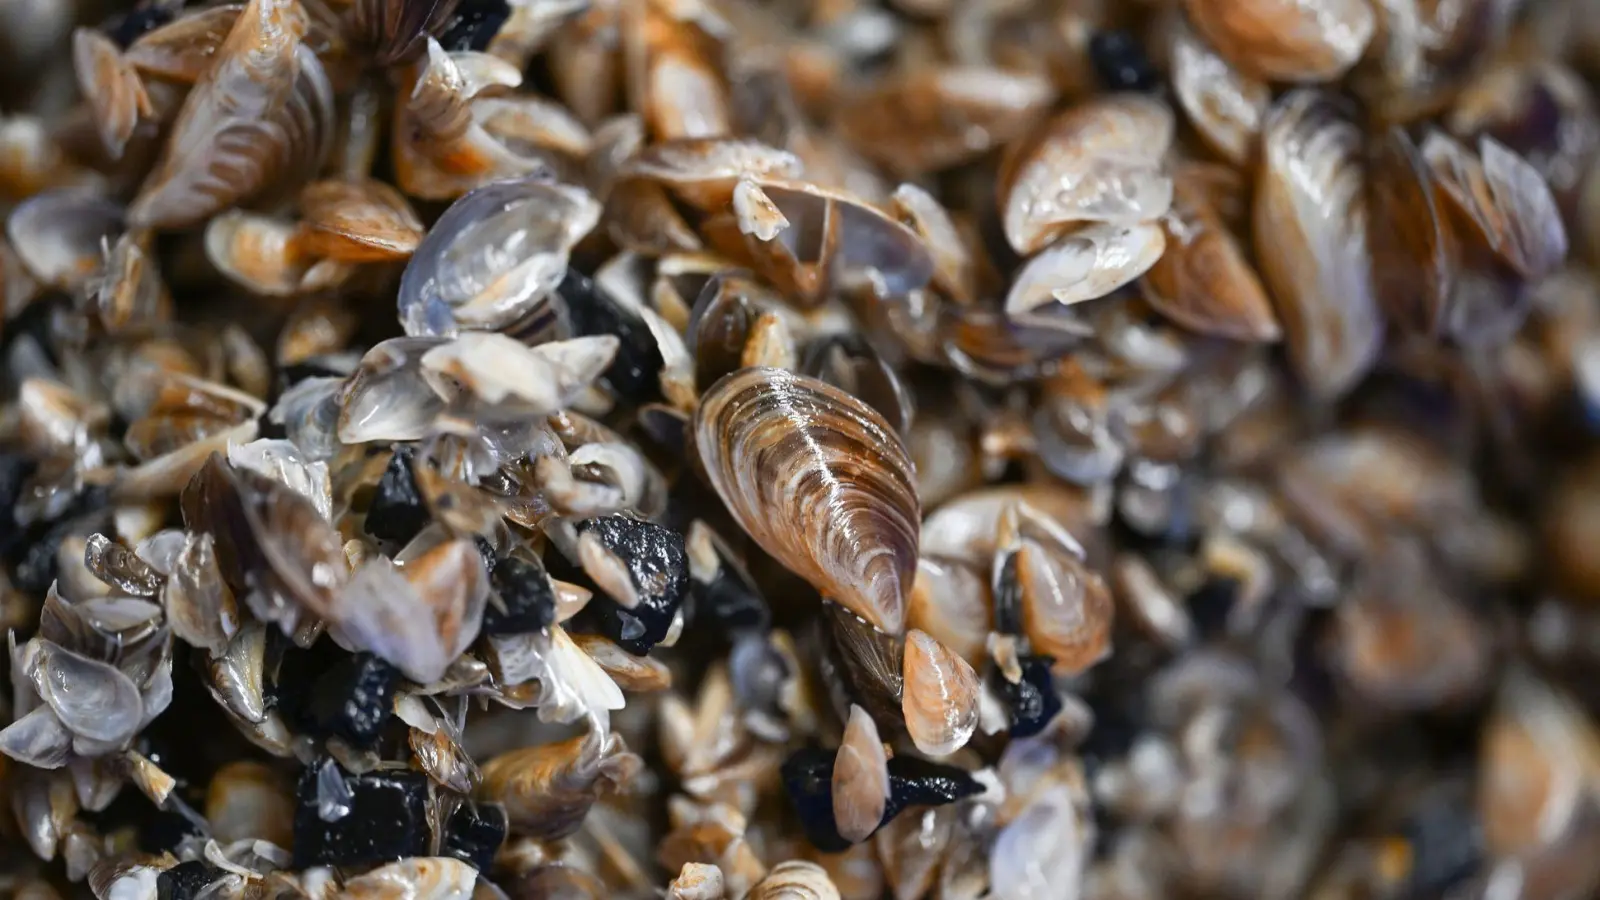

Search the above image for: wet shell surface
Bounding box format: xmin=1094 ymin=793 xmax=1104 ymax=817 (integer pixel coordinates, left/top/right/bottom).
xmin=694 ymin=368 xmax=920 ymax=635
xmin=0 ymin=2 xmax=1593 ymax=900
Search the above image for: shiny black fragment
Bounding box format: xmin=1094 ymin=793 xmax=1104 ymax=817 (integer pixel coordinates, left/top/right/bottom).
xmin=1000 ymin=655 xmax=1062 ymax=738
xmin=366 ymin=446 xmax=429 ymax=544
xmin=883 ymin=756 xmax=984 ymax=820
xmin=291 ymin=762 xmax=432 ymax=869
xmin=992 ymin=551 xmax=1023 ymax=635
xmin=691 ymin=567 xmax=771 ymax=635
xmin=780 ymin=747 xmax=851 ymax=852
xmin=781 ymin=747 xmax=983 ymax=853
xmin=137 ymin=806 xmax=207 ymax=855
xmin=156 ymin=861 xmax=220 ymax=900
xmin=436 ymin=0 xmax=510 ymax=52
xmin=302 ymin=652 xmax=400 ymax=749
xmin=559 ymin=268 xmax=664 ymax=402
xmin=1088 ymin=29 xmax=1161 ymax=93
xmin=108 ymin=3 xmax=176 ymax=49
xmin=484 ymin=556 xmax=557 ymax=635
xmin=574 ymin=516 xmax=688 ymax=655
xmin=443 ymin=799 xmax=508 ymax=871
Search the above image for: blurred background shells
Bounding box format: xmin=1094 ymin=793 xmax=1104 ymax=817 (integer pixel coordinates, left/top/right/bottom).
xmin=0 ymin=0 xmax=1596 ymax=898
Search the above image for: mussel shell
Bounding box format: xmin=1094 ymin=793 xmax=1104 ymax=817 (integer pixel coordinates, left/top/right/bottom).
xmin=695 ymin=368 xmax=920 ymax=635
xmin=1253 ymin=90 xmax=1382 ymax=399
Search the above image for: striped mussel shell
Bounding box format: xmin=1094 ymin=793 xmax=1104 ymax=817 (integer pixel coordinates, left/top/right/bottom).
xmin=694 ymin=368 xmax=920 ymax=635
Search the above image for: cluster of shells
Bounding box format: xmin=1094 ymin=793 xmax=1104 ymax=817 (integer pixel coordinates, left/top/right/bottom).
xmin=5 ymin=0 xmax=1600 ymax=897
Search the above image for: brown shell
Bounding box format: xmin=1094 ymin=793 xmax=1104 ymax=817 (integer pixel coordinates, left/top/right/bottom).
xmin=129 ymin=0 xmax=334 ymax=228
xmin=125 ymin=6 xmax=245 ymax=84
xmin=1169 ymin=18 xmax=1269 ymax=166
xmin=1182 ymin=0 xmax=1375 ymax=83
xmin=478 ymin=727 xmax=642 ymax=840
xmin=1422 ymin=131 xmax=1569 ymax=282
xmin=1253 ymin=90 xmax=1381 ymax=399
xmin=901 ymin=630 xmax=979 ymax=758
xmin=351 ymin=0 xmax=462 ymax=67
xmin=836 ymin=67 xmax=1056 ymax=177
xmin=297 ymin=178 xmax=425 ymax=261
xmin=998 ymin=94 xmax=1175 ymax=256
xmin=833 ymin=705 xmax=890 ymax=845
xmin=72 ymin=29 xmax=152 ymax=160
xmin=1142 ymin=167 xmax=1280 ymax=342
xmin=694 ymin=368 xmax=920 ymax=634
xmin=1365 ymin=126 xmax=1459 ymax=336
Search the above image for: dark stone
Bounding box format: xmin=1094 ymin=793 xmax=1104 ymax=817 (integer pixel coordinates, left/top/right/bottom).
xmin=1088 ymin=29 xmax=1161 ymax=93
xmin=883 ymin=756 xmax=984 ymax=820
xmin=292 ymin=762 xmax=433 ymax=869
xmin=366 ymin=447 xmax=429 ymax=544
xmin=559 ymin=268 xmax=664 ymax=402
xmin=1399 ymin=796 xmax=1482 ymax=898
xmin=781 ymin=747 xmax=983 ymax=853
xmin=574 ymin=516 xmax=687 ymax=655
xmin=1000 ymin=655 xmax=1062 ymax=739
xmin=302 ymin=652 xmax=400 ymax=749
xmin=443 ymin=799 xmax=508 ymax=871
xmin=1186 ymin=577 xmax=1240 ymax=639
xmin=483 ymin=556 xmax=557 ymax=635
xmin=437 ymin=0 xmax=511 ymax=52
xmin=137 ymin=807 xmax=207 ymax=855
xmin=780 ymin=747 xmax=850 ymax=853
xmin=108 ymin=3 xmax=176 ymax=48
xmin=156 ymin=861 xmax=220 ymax=900
xmin=692 ymin=568 xmax=770 ymax=635
xmin=992 ymin=550 xmax=1023 ymax=635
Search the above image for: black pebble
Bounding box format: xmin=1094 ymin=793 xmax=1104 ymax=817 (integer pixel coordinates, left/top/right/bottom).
xmin=366 ymin=447 xmax=429 ymax=545
xmin=692 ymin=567 xmax=771 ymax=635
xmin=1000 ymin=655 xmax=1062 ymax=739
xmin=108 ymin=4 xmax=175 ymax=48
xmin=781 ymin=748 xmax=984 ymax=853
xmin=483 ymin=556 xmax=557 ymax=635
xmin=137 ymin=807 xmax=207 ymax=855
xmin=780 ymin=747 xmax=851 ymax=852
xmin=291 ymin=762 xmax=433 ymax=869
xmin=1088 ymin=29 xmax=1161 ymax=93
xmin=575 ymin=516 xmax=688 ymax=655
xmin=302 ymin=652 xmax=400 ymax=749
xmin=437 ymin=0 xmax=511 ymax=53
xmin=1186 ymin=577 xmax=1240 ymax=639
xmin=559 ymin=268 xmax=664 ymax=402
xmin=883 ymin=756 xmax=984 ymax=819
xmin=156 ymin=861 xmax=220 ymax=900
xmin=443 ymin=799 xmax=508 ymax=871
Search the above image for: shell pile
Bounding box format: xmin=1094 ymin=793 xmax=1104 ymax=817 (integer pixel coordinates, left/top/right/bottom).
xmin=3 ymin=0 xmax=1600 ymax=898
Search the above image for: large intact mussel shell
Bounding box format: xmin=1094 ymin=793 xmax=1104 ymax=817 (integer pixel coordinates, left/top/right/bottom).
xmin=694 ymin=368 xmax=920 ymax=635
xmin=1254 ymin=90 xmax=1382 ymax=399
xmin=478 ymin=724 xmax=642 ymax=840
xmin=1182 ymin=0 xmax=1375 ymax=84
xmin=128 ymin=0 xmax=334 ymax=229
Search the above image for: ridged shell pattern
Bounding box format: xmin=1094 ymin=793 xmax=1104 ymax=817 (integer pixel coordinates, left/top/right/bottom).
xmin=694 ymin=368 xmax=920 ymax=634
